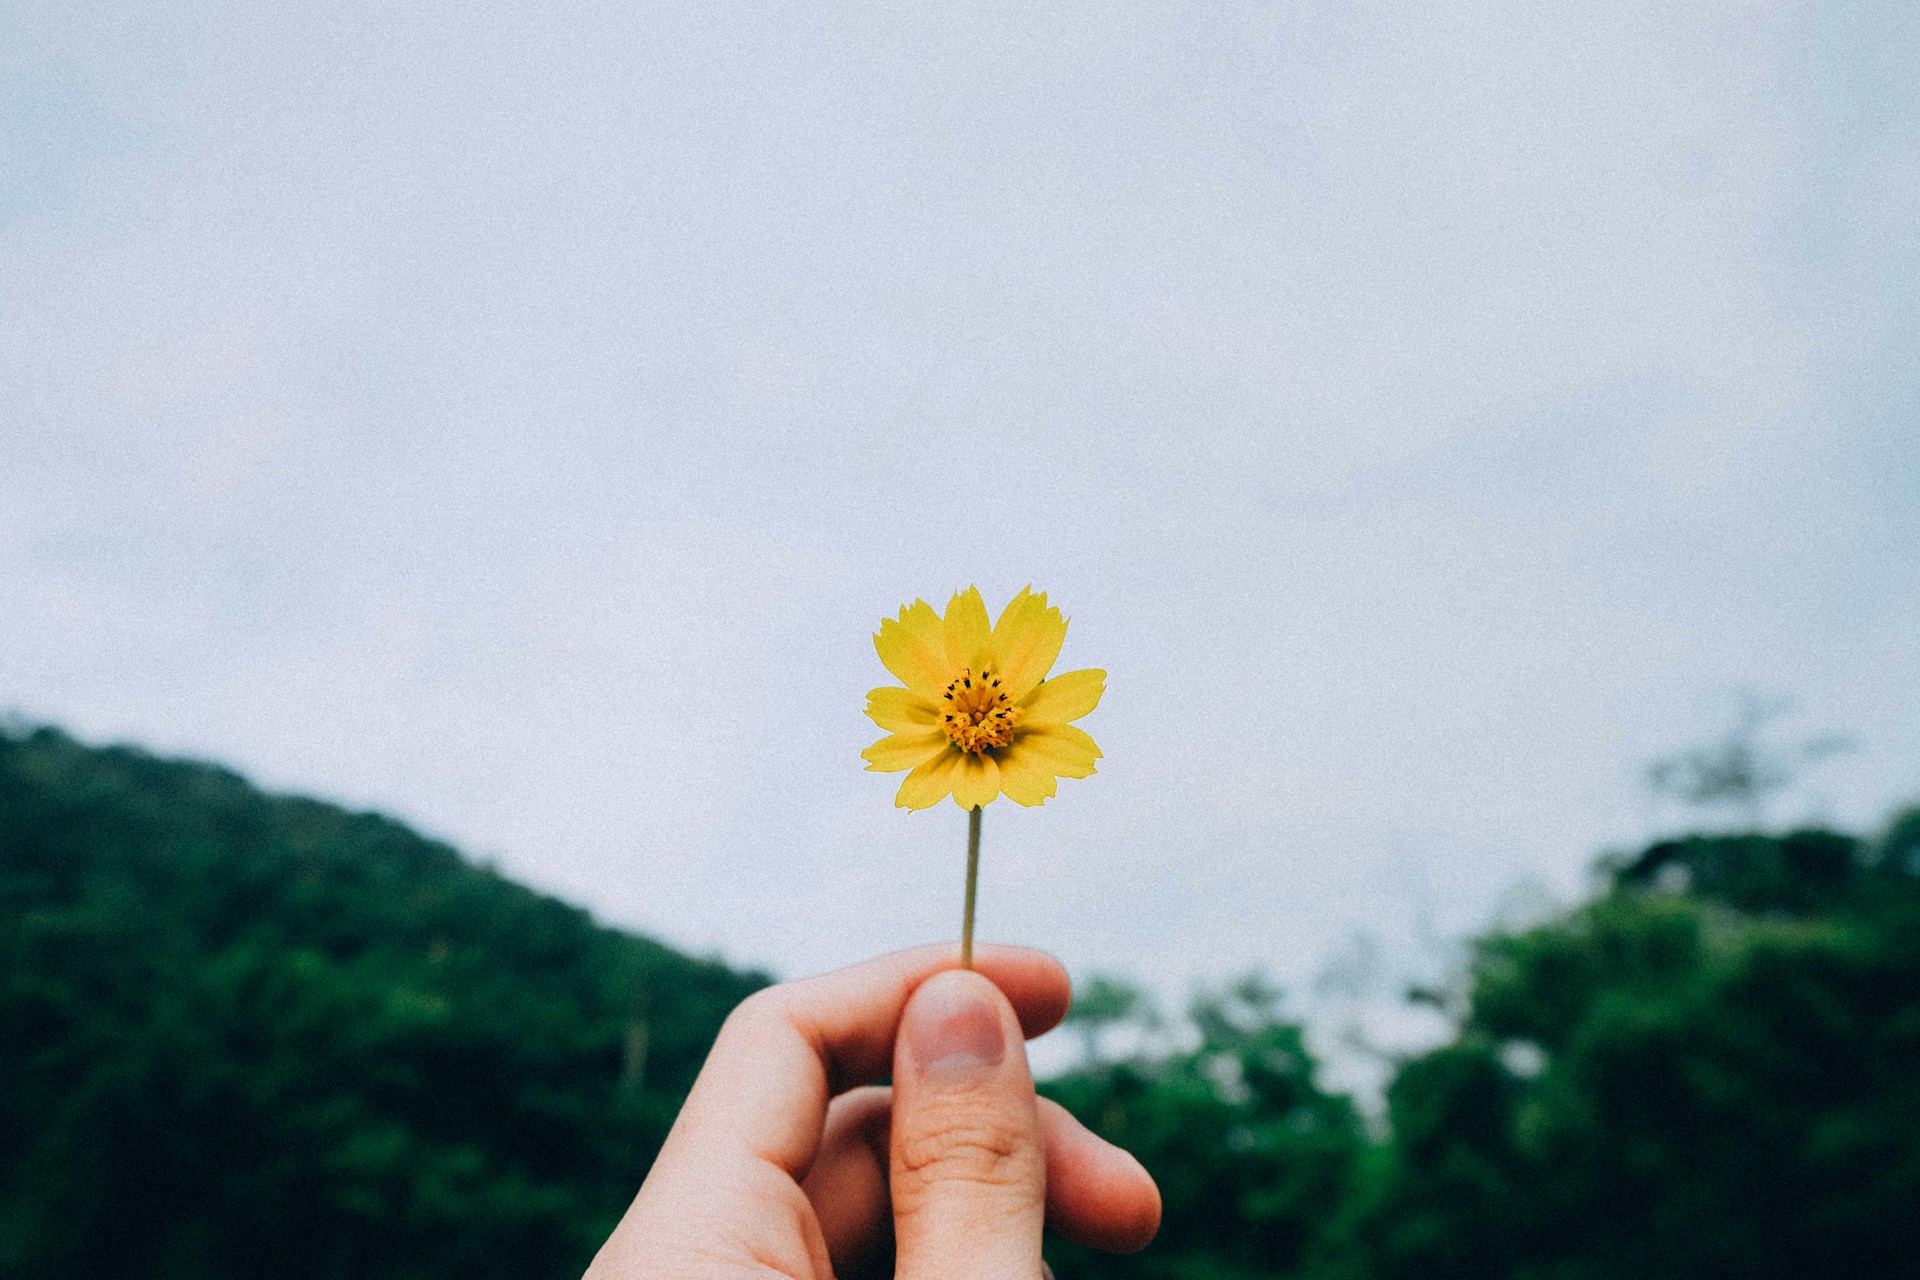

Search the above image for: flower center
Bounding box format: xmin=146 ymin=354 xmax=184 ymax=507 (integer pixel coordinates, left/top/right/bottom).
xmin=940 ymin=667 xmax=1021 ymax=754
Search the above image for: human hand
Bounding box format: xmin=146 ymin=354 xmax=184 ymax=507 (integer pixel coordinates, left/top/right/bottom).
xmin=585 ymin=945 xmax=1161 ymax=1279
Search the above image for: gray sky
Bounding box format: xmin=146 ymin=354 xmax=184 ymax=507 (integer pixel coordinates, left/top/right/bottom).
xmin=4 ymin=0 xmax=1917 ymax=1072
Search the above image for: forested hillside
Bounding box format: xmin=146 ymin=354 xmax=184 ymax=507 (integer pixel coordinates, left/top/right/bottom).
xmin=0 ymin=725 xmax=767 ymax=1280
xmin=5 ymin=723 xmax=1918 ymax=1279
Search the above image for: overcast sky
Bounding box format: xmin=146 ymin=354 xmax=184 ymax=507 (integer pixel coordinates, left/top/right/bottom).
xmin=4 ymin=0 xmax=1917 ymax=1072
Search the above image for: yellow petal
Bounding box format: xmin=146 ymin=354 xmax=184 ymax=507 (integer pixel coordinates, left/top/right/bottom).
xmin=865 ymin=686 xmax=940 ymax=732
xmin=951 ymin=751 xmax=1001 ymax=809
xmin=1009 ymin=722 xmax=1101 ymax=778
xmin=942 ymin=586 xmax=992 ymax=673
xmin=988 ymin=586 xmax=1034 ymax=655
xmin=861 ymin=729 xmax=950 ymax=773
xmin=896 ymin=749 xmax=963 ymax=810
xmin=874 ymin=600 xmax=952 ymax=701
xmin=995 ymin=748 xmax=1059 ymax=806
xmin=990 ymin=587 xmax=1067 ymax=701
xmin=1019 ymin=668 xmax=1105 ymax=725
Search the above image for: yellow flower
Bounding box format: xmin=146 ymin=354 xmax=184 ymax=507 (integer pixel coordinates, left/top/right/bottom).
xmin=861 ymin=586 xmax=1105 ymax=810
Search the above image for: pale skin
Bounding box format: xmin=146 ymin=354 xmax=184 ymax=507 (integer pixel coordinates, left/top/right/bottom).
xmin=585 ymin=945 xmax=1162 ymax=1280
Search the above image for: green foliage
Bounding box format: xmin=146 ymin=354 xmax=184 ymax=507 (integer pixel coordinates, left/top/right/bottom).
xmin=6 ymin=721 xmax=1918 ymax=1280
xmin=0 ymin=725 xmax=768 ymax=1280
xmin=1043 ymin=975 xmax=1364 ymax=1280
xmin=1045 ymin=818 xmax=1920 ymax=1279
xmin=1332 ymin=822 xmax=1920 ymax=1280
xmin=1060 ymin=973 xmax=1154 ymax=1065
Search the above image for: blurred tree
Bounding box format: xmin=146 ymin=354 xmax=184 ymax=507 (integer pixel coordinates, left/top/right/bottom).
xmin=1039 ymin=812 xmax=1920 ymax=1280
xmin=1328 ymin=818 xmax=1920 ymax=1280
xmin=1043 ymin=974 xmax=1364 ymax=1280
xmin=1880 ymin=806 xmax=1920 ymax=874
xmin=1062 ymin=974 xmax=1155 ymax=1065
xmin=1645 ymin=692 xmax=1851 ymax=831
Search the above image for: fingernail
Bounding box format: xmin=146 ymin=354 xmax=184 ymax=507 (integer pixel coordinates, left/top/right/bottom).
xmin=905 ymin=971 xmax=1006 ymax=1079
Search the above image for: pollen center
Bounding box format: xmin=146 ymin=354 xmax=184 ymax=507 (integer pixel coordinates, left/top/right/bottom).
xmin=940 ymin=667 xmax=1021 ymax=754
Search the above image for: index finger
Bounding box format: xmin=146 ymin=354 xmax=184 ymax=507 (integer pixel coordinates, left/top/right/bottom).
xmin=658 ymin=943 xmax=1070 ymax=1183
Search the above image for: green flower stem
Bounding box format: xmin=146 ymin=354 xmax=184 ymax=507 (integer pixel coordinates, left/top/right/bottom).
xmin=960 ymin=805 xmax=982 ymax=970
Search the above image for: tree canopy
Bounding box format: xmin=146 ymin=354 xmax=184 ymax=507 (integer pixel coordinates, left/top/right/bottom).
xmin=1042 ymin=810 xmax=1920 ymax=1280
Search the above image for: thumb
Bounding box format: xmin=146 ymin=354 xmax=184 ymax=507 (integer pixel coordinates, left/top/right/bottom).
xmin=889 ymin=969 xmax=1047 ymax=1280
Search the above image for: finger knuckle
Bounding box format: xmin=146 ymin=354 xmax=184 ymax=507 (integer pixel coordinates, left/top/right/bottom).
xmin=897 ymin=1110 xmax=1031 ymax=1191
xmin=722 ymin=986 xmax=788 ymax=1035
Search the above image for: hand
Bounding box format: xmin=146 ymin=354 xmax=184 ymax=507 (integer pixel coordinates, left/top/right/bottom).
xmin=585 ymin=944 xmax=1161 ymax=1279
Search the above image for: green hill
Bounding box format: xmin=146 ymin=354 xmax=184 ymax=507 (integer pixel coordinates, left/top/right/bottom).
xmin=0 ymin=724 xmax=768 ymax=1280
